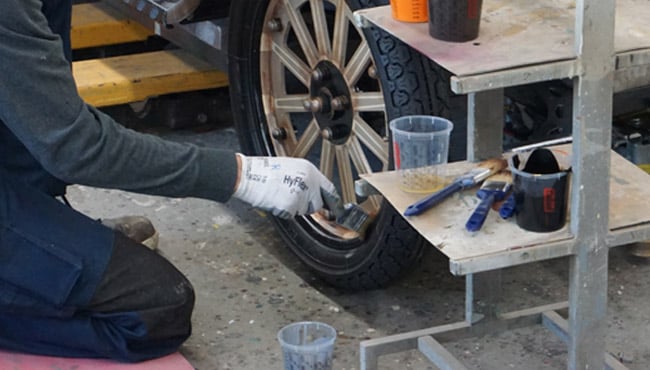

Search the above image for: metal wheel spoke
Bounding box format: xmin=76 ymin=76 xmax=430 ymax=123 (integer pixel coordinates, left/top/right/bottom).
xmin=320 ymin=140 xmax=335 ymax=179
xmin=264 ymin=0 xmax=389 ymax=232
xmin=352 ymin=91 xmax=386 ymax=112
xmin=275 ymin=94 xmax=311 ymax=112
xmin=291 ymin=119 xmax=320 ymax=158
xmin=272 ymin=42 xmax=311 ymax=87
xmin=353 ymin=114 xmax=389 ymax=167
xmin=347 ymin=135 xmax=373 ymax=175
xmin=283 ymin=0 xmax=319 ymax=66
xmin=335 ymin=145 xmax=356 ymax=203
xmin=331 ymin=0 xmax=350 ymax=66
xmin=344 ymin=43 xmax=371 ymax=84
xmin=309 ymin=0 xmax=331 ymax=55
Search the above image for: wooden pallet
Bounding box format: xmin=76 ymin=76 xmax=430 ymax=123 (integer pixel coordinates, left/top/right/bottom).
xmin=70 ymin=2 xmax=228 ymax=108
xmin=71 ymin=2 xmax=151 ymax=49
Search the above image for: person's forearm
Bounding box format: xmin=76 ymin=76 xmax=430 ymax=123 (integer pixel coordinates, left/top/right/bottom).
xmin=0 ymin=0 xmax=238 ymax=201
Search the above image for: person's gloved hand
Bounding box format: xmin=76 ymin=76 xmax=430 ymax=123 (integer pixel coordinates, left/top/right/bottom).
xmin=233 ymin=154 xmax=339 ymax=219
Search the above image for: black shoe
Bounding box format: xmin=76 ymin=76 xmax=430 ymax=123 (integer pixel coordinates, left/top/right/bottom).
xmin=101 ymin=216 xmax=159 ymax=250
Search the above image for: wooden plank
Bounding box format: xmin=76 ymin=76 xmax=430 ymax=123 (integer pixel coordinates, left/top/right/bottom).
xmin=73 ymin=49 xmax=229 ymax=107
xmin=71 ymin=2 xmax=152 ymax=49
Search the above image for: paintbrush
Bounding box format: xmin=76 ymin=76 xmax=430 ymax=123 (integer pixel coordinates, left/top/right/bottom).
xmin=465 ymin=171 xmax=512 ymax=232
xmin=320 ymin=189 xmax=375 ymax=240
xmin=403 ymin=158 xmax=507 ymax=216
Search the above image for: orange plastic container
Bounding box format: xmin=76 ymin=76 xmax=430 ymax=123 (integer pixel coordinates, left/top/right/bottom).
xmin=390 ymin=0 xmax=428 ymax=23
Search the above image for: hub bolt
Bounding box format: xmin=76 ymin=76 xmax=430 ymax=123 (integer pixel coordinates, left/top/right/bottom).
xmin=312 ymin=67 xmax=331 ymax=82
xmin=331 ymin=96 xmax=349 ymax=111
xmin=271 ymin=127 xmax=288 ymax=140
xmin=321 ymin=125 xmax=351 ymax=141
xmin=267 ymin=18 xmax=283 ymax=32
xmin=304 ymin=98 xmax=323 ymax=113
xmin=368 ymin=65 xmax=378 ymax=79
xmin=321 ymin=128 xmax=334 ymax=140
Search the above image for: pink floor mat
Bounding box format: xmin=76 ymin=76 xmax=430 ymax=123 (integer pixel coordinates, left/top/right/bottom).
xmin=0 ymin=350 xmax=194 ymax=369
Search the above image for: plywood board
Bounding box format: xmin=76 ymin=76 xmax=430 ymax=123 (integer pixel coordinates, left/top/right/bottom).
xmin=356 ymin=0 xmax=650 ymax=77
xmin=73 ymin=49 xmax=228 ymax=107
xmin=362 ymin=146 xmax=650 ymax=265
xmin=71 ymin=2 xmax=151 ymax=49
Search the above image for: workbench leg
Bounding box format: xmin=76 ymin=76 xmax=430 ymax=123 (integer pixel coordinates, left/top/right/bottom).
xmin=567 ymin=242 xmax=609 ymax=370
xmin=467 ymin=89 xmax=504 ymax=162
xmin=566 ymin=0 xmax=615 ymax=368
xmin=359 ymin=269 xmax=569 ymax=369
xmin=465 ymin=271 xmax=501 ymax=322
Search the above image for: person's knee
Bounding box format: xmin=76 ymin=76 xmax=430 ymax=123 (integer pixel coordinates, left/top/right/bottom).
xmin=101 ymin=276 xmax=195 ymax=362
xmin=91 ymin=233 xmax=197 ymax=345
xmin=142 ymin=272 xmax=196 ymax=342
xmin=170 ymin=276 xmax=195 ymax=327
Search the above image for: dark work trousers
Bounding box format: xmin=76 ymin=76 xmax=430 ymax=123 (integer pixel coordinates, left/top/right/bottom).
xmin=0 ymin=0 xmax=195 ymax=362
xmin=0 ymin=172 xmax=195 ymax=361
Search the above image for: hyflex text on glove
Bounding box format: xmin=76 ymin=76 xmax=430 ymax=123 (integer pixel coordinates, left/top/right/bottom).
xmin=233 ymin=154 xmax=338 ymax=218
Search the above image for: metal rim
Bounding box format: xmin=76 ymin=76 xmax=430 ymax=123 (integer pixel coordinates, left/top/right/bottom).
xmin=259 ymin=0 xmax=388 ymax=239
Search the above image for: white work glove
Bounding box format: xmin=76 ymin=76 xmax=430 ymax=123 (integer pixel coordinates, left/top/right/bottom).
xmin=233 ymin=154 xmax=339 ymax=219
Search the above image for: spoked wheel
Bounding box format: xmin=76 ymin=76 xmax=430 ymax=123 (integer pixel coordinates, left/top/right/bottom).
xmin=229 ymin=0 xmax=459 ymax=290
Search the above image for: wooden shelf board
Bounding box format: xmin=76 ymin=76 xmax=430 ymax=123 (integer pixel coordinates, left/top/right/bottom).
xmin=71 ymin=2 xmax=152 ymax=49
xmin=73 ymin=49 xmax=228 ymax=107
xmin=362 ymin=145 xmax=650 ymax=274
xmin=356 ymin=0 xmax=650 ymax=78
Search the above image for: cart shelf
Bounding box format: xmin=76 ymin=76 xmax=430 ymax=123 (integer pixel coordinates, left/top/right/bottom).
xmin=362 ymin=145 xmax=650 ymax=275
xmin=355 ymin=0 xmax=650 ymax=94
xmin=356 ymin=1 xmax=642 ymax=368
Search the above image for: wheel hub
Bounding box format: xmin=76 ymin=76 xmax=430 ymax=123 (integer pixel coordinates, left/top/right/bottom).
xmin=306 ymin=61 xmax=353 ymax=145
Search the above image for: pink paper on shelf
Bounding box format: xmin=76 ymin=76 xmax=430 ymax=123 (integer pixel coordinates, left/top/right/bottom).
xmin=0 ymin=350 xmax=194 ymax=370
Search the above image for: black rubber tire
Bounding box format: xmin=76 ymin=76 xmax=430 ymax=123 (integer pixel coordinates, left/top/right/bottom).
xmin=228 ymin=0 xmax=463 ymax=290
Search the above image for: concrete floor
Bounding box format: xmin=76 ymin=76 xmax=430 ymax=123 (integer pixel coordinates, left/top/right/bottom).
xmin=67 ymin=125 xmax=650 ymax=370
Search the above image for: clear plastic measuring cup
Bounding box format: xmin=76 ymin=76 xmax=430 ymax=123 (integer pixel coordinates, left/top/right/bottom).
xmin=277 ymin=321 xmax=337 ymax=370
xmin=390 ymin=115 xmax=454 ymax=193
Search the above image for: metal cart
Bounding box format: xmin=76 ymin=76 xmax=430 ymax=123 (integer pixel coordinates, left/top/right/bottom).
xmin=355 ymin=1 xmax=650 ymax=369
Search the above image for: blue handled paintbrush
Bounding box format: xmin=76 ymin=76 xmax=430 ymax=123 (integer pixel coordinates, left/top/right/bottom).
xmin=403 ymin=158 xmax=506 ymax=217
xmin=465 ymin=171 xmax=512 ymax=232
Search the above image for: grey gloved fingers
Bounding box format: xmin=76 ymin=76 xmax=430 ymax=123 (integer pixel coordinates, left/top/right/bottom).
xmin=271 ymin=208 xmax=292 ymax=219
xmin=320 ymin=187 xmax=344 ymax=220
